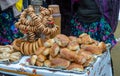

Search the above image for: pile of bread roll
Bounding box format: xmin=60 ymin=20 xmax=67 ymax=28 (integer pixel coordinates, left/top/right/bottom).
xmin=0 ymin=45 xmax=21 ymax=63
xmin=29 ymin=33 xmax=106 ymax=72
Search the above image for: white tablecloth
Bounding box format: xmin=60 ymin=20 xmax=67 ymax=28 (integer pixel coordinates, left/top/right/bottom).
xmin=0 ymin=50 xmax=113 ymax=76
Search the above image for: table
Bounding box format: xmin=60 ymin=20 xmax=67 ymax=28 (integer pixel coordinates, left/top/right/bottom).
xmin=0 ymin=49 xmax=113 ymax=76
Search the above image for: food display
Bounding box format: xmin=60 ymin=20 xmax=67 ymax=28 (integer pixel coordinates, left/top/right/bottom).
xmin=0 ymin=45 xmax=21 ymax=63
xmin=28 ymin=33 xmax=107 ymax=72
xmin=12 ymin=5 xmax=59 ymax=55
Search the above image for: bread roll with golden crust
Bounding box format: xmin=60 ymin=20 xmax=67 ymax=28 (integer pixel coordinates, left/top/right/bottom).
xmin=79 ymin=33 xmax=94 ymax=44
xmin=44 ymin=39 xmax=55 ymax=48
xmin=30 ymin=55 xmax=37 ymax=65
xmin=51 ymin=57 xmax=70 ymax=69
xmin=54 ymin=34 xmax=69 ymax=47
xmin=83 ymin=57 xmax=94 ymax=67
xmin=69 ymin=36 xmax=77 ymax=42
xmin=81 ymin=45 xmax=102 ymax=55
xmin=60 ymin=48 xmax=86 ymax=64
xmin=42 ymin=48 xmax=50 ymax=56
xmin=12 ymin=39 xmax=22 ymax=51
xmin=44 ymin=60 xmax=51 ymax=67
xmin=35 ymin=60 xmax=44 ymax=67
xmin=77 ymin=49 xmax=93 ymax=60
xmin=67 ymin=63 xmax=84 ymax=71
xmin=35 ymin=47 xmax=45 ymax=56
xmin=29 ymin=42 xmax=34 ymax=55
xmin=37 ymin=54 xmax=46 ymax=62
xmin=98 ymin=42 xmax=106 ymax=52
xmin=67 ymin=41 xmax=80 ymax=51
xmin=50 ymin=43 xmax=60 ymax=57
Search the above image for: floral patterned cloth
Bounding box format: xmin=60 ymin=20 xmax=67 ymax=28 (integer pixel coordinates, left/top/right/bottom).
xmin=0 ymin=8 xmax=23 ymax=45
xmin=70 ymin=15 xmax=117 ymax=47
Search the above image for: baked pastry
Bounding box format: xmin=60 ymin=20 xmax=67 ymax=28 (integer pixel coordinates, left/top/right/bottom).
xmin=35 ymin=47 xmax=45 ymax=56
xmin=35 ymin=60 xmax=44 ymax=67
xmin=98 ymin=42 xmax=106 ymax=52
xmin=0 ymin=52 xmax=10 ymax=59
xmin=83 ymin=57 xmax=94 ymax=67
xmin=0 ymin=46 xmax=13 ymax=53
xmin=81 ymin=44 xmax=103 ymax=55
xmin=30 ymin=55 xmax=37 ymax=65
xmin=69 ymin=36 xmax=77 ymax=42
xmin=67 ymin=63 xmax=84 ymax=71
xmin=54 ymin=34 xmax=69 ymax=47
xmin=9 ymin=52 xmax=21 ymax=62
xmin=60 ymin=48 xmax=86 ymax=64
xmin=42 ymin=48 xmax=50 ymax=56
xmin=37 ymin=54 xmax=46 ymax=62
xmin=67 ymin=41 xmax=80 ymax=51
xmin=50 ymin=43 xmax=60 ymax=57
xmin=51 ymin=57 xmax=70 ymax=69
xmin=44 ymin=39 xmax=55 ymax=48
xmin=44 ymin=60 xmax=51 ymax=67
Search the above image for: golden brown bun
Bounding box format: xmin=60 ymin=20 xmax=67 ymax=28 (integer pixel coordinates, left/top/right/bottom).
xmin=60 ymin=48 xmax=86 ymax=64
xmin=54 ymin=34 xmax=69 ymax=47
xmin=50 ymin=43 xmax=60 ymax=57
xmin=30 ymin=55 xmax=37 ymax=65
xmin=35 ymin=47 xmax=45 ymax=56
xmin=79 ymin=33 xmax=94 ymax=44
xmin=67 ymin=63 xmax=84 ymax=71
xmin=51 ymin=57 xmax=70 ymax=69
xmin=81 ymin=45 xmax=102 ymax=55
xmin=37 ymin=54 xmax=46 ymax=62
xmin=44 ymin=39 xmax=55 ymax=48
xmin=77 ymin=50 xmax=93 ymax=60
xmin=98 ymin=42 xmax=106 ymax=52
xmin=42 ymin=48 xmax=50 ymax=56
xmin=83 ymin=57 xmax=94 ymax=67
xmin=60 ymin=48 xmax=76 ymax=61
xmin=69 ymin=36 xmax=77 ymax=42
xmin=35 ymin=60 xmax=44 ymax=67
xmin=44 ymin=60 xmax=51 ymax=67
xmin=67 ymin=41 xmax=80 ymax=51
xmin=12 ymin=39 xmax=23 ymax=51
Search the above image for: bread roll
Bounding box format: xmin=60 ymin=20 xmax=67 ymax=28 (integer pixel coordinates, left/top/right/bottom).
xmin=50 ymin=43 xmax=60 ymax=57
xmin=9 ymin=52 xmax=21 ymax=62
xmin=35 ymin=47 xmax=45 ymax=56
xmin=67 ymin=63 xmax=84 ymax=71
xmin=37 ymin=54 xmax=46 ymax=62
xmin=54 ymin=34 xmax=69 ymax=47
xmin=81 ymin=45 xmax=102 ymax=55
xmin=77 ymin=50 xmax=93 ymax=60
xmin=67 ymin=41 xmax=80 ymax=51
xmin=30 ymin=55 xmax=37 ymax=65
xmin=98 ymin=42 xmax=106 ymax=52
xmin=44 ymin=60 xmax=51 ymax=67
xmin=51 ymin=57 xmax=70 ymax=69
xmin=69 ymin=36 xmax=77 ymax=42
xmin=42 ymin=48 xmax=50 ymax=56
xmin=44 ymin=39 xmax=55 ymax=48
xmin=0 ymin=46 xmax=13 ymax=53
xmin=60 ymin=48 xmax=86 ymax=64
xmin=35 ymin=60 xmax=44 ymax=67
xmin=0 ymin=52 xmax=10 ymax=59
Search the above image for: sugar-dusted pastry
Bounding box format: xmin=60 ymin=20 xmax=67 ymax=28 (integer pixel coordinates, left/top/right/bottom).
xmin=50 ymin=43 xmax=60 ymax=57
xmin=54 ymin=34 xmax=70 ymax=47
xmin=67 ymin=63 xmax=84 ymax=71
xmin=51 ymin=57 xmax=70 ymax=69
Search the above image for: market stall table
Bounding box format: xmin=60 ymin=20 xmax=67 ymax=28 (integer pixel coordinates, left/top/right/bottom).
xmin=0 ymin=48 xmax=113 ymax=76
